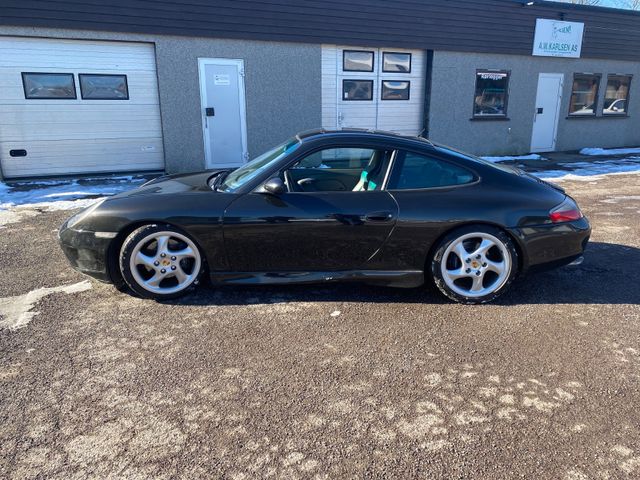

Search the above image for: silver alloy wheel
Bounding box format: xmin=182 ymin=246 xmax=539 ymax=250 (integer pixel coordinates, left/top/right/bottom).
xmin=128 ymin=231 xmax=201 ymax=295
xmin=440 ymin=232 xmax=512 ymax=299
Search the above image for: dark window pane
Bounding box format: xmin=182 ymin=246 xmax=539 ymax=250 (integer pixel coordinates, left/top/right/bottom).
xmin=22 ymin=73 xmax=76 ymax=99
xmin=79 ymin=74 xmax=129 ymax=100
xmin=342 ymin=80 xmax=373 ymax=101
xmin=343 ymin=50 xmax=374 ymax=72
xmin=383 ymin=52 xmax=411 ymax=73
xmin=604 ymin=75 xmax=631 ymax=115
xmin=473 ymin=71 xmax=509 ymax=117
xmin=569 ymin=74 xmax=600 ymax=115
xmin=382 ymin=81 xmax=410 ymax=100
xmin=389 ymin=152 xmax=475 ymax=190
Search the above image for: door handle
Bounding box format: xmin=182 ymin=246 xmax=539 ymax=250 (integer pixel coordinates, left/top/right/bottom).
xmin=364 ymin=211 xmax=394 ymax=222
xmin=206 ymin=107 xmax=215 ymax=117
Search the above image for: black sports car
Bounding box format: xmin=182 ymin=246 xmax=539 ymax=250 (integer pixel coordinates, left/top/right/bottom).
xmin=59 ymin=129 xmax=590 ymax=304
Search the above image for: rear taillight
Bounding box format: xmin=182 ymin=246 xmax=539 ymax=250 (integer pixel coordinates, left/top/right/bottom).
xmin=549 ymin=197 xmax=583 ymax=223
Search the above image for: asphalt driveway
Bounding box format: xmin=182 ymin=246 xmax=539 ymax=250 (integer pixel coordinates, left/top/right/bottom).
xmin=1 ymin=173 xmax=639 ymax=479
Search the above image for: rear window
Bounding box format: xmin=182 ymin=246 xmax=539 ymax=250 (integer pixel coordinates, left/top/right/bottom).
xmin=388 ymin=151 xmax=475 ymax=190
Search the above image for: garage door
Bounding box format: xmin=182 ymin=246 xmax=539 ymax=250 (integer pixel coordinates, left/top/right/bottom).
xmin=322 ymin=45 xmax=425 ymax=136
xmin=0 ymin=37 xmax=164 ymax=178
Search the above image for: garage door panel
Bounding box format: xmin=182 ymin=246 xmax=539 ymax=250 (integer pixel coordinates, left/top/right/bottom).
xmin=0 ymin=138 xmax=164 ymax=178
xmin=0 ymin=68 xmax=160 ymax=103
xmin=0 ymin=37 xmax=164 ymax=178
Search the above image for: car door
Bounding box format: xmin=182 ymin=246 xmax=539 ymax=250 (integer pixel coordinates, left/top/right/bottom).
xmin=222 ymin=146 xmax=398 ymax=272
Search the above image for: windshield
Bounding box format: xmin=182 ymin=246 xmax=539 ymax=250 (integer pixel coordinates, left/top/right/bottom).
xmin=219 ymin=138 xmax=300 ymax=192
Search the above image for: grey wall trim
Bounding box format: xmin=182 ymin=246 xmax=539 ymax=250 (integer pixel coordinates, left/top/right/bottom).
xmin=1 ymin=0 xmax=640 ymax=61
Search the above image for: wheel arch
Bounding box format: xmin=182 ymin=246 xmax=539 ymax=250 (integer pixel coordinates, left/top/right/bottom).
xmin=424 ymin=221 xmax=526 ymax=277
xmin=105 ymin=220 xmax=209 ymax=286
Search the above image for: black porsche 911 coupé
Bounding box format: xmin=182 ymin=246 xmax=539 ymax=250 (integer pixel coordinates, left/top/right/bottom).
xmin=59 ymin=129 xmax=590 ymax=304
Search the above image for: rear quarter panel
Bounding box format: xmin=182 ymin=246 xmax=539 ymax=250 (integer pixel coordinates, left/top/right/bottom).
xmin=371 ymin=174 xmax=566 ymax=271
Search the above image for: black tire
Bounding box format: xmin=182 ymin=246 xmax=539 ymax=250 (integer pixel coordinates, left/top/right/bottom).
xmin=430 ymin=225 xmax=519 ymax=305
xmin=119 ymin=223 xmax=205 ymax=300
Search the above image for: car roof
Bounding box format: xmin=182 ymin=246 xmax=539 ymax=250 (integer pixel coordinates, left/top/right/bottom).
xmin=295 ymin=128 xmax=435 ymax=147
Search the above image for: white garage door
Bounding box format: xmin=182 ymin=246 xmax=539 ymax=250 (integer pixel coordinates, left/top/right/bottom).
xmin=322 ymin=45 xmax=425 ymax=136
xmin=0 ymin=37 xmax=164 ymax=178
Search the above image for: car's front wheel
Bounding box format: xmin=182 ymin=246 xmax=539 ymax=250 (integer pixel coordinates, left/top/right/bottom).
xmin=430 ymin=225 xmax=518 ymax=304
xmin=119 ymin=224 xmax=204 ymax=300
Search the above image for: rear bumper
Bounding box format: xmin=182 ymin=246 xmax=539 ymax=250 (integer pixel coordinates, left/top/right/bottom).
xmin=508 ymin=217 xmax=591 ymax=272
xmin=58 ymin=222 xmax=112 ymax=283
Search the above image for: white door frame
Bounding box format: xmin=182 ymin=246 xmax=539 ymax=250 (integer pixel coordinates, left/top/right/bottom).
xmin=530 ymin=73 xmax=564 ymax=153
xmin=197 ymin=58 xmax=248 ymax=168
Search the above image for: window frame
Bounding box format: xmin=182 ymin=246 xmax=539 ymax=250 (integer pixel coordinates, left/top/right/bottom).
xmin=568 ymin=73 xmax=602 ymax=118
xmin=471 ymin=69 xmax=511 ymax=120
xmin=79 ymin=73 xmax=130 ymax=100
xmin=342 ymin=79 xmax=374 ymax=101
xmin=603 ymin=74 xmax=632 ymax=117
xmin=342 ymin=50 xmax=375 ymax=73
xmin=382 ymin=52 xmax=412 ymax=73
xmin=381 ymin=80 xmax=411 ymax=101
xmin=386 ymin=149 xmax=479 ymax=192
xmin=21 ymin=72 xmax=77 ymax=100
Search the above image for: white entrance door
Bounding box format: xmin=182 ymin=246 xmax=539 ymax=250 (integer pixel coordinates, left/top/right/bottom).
xmin=198 ymin=59 xmax=248 ymax=168
xmin=531 ymin=73 xmax=564 ymax=153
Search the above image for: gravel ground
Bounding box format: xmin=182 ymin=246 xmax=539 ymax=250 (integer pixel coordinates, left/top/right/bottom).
xmin=1 ymin=174 xmax=639 ymax=479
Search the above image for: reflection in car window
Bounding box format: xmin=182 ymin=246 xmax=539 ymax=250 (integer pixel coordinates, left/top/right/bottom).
xmin=388 ymin=152 xmax=475 ymax=190
xmin=219 ymin=139 xmax=299 ymax=192
xmin=294 ymin=148 xmax=374 ymax=170
xmin=434 ymin=145 xmax=515 ymax=174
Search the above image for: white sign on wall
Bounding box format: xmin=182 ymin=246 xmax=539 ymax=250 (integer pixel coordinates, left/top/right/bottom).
xmin=532 ymin=19 xmax=585 ymax=58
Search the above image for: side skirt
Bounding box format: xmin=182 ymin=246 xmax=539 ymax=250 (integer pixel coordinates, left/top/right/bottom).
xmin=209 ymin=270 xmax=425 ymax=288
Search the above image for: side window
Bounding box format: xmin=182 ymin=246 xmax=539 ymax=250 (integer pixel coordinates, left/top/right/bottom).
xmin=388 ymin=152 xmax=475 ymax=190
xmin=473 ymin=70 xmax=510 ymax=118
xmin=286 ymin=147 xmax=391 ymax=192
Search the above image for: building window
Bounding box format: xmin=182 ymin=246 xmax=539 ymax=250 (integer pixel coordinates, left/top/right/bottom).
xmin=603 ymin=75 xmax=631 ymax=115
xmin=343 ymin=50 xmax=374 ymax=72
xmin=21 ymin=72 xmax=76 ymax=99
xmin=569 ymin=73 xmax=601 ymax=116
xmin=382 ymin=52 xmax=411 ymax=73
xmin=381 ymin=81 xmax=410 ymax=100
xmin=79 ymin=74 xmax=129 ymax=100
xmin=342 ymin=79 xmax=373 ymax=101
xmin=388 ymin=152 xmax=475 ymax=190
xmin=473 ymin=70 xmax=509 ymax=118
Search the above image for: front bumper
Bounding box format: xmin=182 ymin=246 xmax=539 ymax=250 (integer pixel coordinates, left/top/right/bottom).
xmin=508 ymin=217 xmax=591 ymax=272
xmin=58 ymin=222 xmax=113 ymax=282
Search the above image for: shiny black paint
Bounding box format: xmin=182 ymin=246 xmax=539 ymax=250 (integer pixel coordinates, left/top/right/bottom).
xmin=58 ymin=130 xmax=591 ymax=287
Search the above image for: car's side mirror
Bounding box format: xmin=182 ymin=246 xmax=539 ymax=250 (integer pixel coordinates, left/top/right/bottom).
xmin=262 ymin=177 xmax=286 ymax=195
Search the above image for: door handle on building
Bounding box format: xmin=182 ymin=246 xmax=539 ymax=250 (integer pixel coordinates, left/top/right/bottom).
xmin=338 ymin=112 xmax=344 ymax=125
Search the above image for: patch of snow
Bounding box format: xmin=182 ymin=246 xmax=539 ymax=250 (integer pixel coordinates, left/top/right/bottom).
xmin=0 ymin=281 xmax=92 ymax=331
xmin=579 ymin=147 xmax=640 ymax=156
xmin=0 ymin=176 xmax=146 ymax=210
xmin=481 ymin=154 xmax=545 ymax=163
xmin=534 ymin=157 xmax=640 ymax=181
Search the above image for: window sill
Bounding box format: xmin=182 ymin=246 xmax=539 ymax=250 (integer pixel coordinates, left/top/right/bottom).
xmin=469 ymin=117 xmax=510 ymax=122
xmin=566 ymin=115 xmax=630 ymax=119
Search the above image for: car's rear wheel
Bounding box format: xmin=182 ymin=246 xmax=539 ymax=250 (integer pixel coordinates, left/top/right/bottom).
xmin=119 ymin=224 xmax=204 ymax=300
xmin=430 ymin=225 xmax=518 ymax=304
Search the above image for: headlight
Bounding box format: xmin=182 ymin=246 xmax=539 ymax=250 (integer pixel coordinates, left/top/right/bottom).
xmin=66 ymin=198 xmax=106 ymax=229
